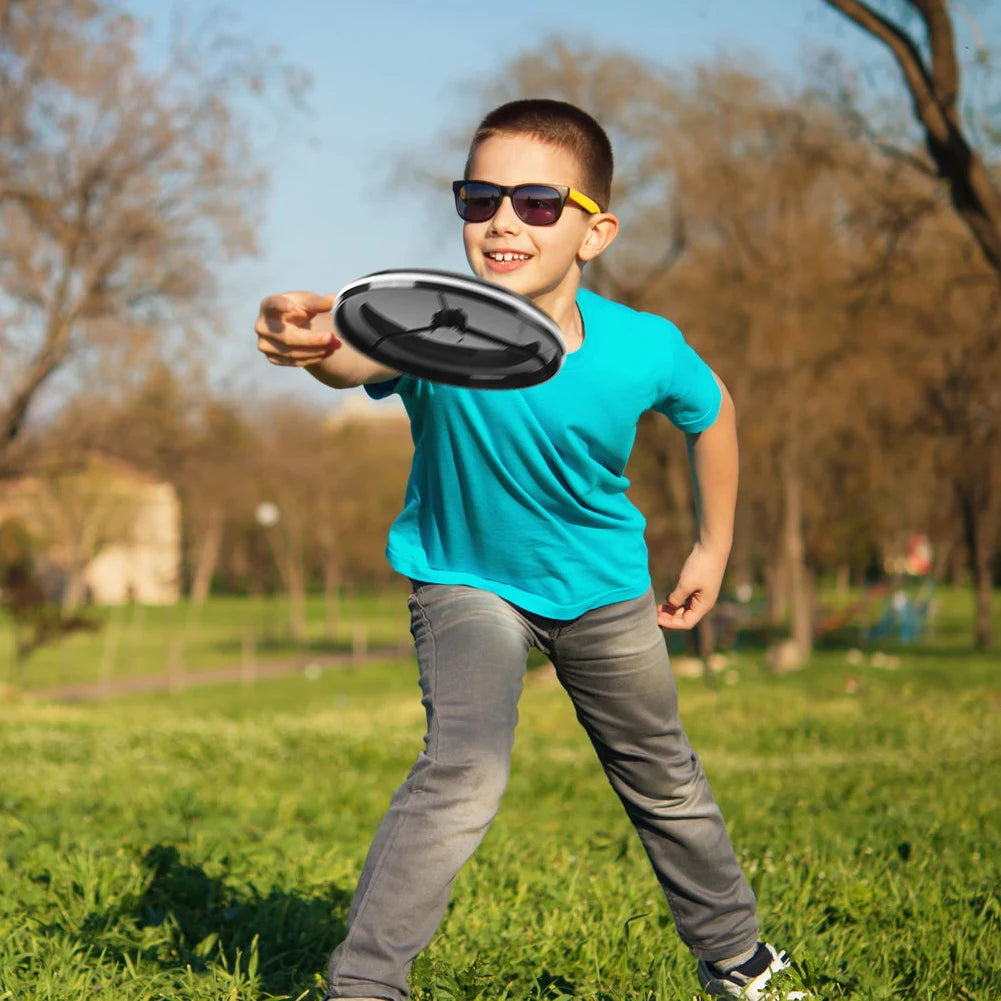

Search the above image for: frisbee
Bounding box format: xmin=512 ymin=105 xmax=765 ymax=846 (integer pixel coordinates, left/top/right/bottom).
xmin=333 ymin=269 xmax=565 ymax=389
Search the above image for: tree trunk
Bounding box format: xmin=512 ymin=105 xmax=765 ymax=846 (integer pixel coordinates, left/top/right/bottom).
xmin=765 ymin=555 xmax=788 ymax=625
xmin=323 ymin=554 xmax=342 ymax=640
xmin=972 ymin=551 xmax=994 ymax=651
xmin=262 ymin=518 xmax=308 ymax=642
xmin=189 ymin=509 xmax=224 ymax=605
xmin=956 ymin=482 xmax=996 ymax=650
xmin=61 ymin=564 xmax=88 ymax=613
xmin=780 ymin=447 xmax=814 ymax=663
xmin=285 ymin=559 xmax=307 ymax=642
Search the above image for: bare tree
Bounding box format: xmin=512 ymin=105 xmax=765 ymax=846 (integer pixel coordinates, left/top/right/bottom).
xmin=875 ymin=221 xmax=1001 ymax=648
xmin=820 ymin=0 xmax=1001 ymax=277
xmin=0 ymin=0 xmax=301 ymax=473
xmin=440 ymin=46 xmax=892 ymax=665
xmin=422 ymin=38 xmax=997 ymax=655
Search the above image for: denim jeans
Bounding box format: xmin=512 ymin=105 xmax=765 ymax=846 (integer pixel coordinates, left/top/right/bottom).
xmin=327 ymin=584 xmax=758 ymax=1000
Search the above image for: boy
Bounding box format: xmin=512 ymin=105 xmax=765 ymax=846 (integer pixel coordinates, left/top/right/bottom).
xmin=255 ymin=99 xmax=803 ymax=1001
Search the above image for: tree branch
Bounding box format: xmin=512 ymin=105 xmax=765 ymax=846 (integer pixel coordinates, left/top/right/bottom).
xmin=910 ymin=0 xmax=959 ymax=110
xmin=820 ymin=0 xmax=951 ymax=144
xmin=822 ymin=0 xmax=1001 ymax=277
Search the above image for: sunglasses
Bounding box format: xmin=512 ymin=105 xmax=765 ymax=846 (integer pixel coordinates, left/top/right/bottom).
xmin=452 ymin=180 xmax=601 ymax=226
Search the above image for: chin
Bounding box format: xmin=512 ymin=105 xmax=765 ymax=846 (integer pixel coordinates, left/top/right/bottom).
xmin=483 ymin=267 xmax=533 ymax=293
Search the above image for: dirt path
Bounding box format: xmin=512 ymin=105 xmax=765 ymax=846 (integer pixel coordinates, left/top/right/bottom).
xmin=21 ymin=648 xmax=410 ymax=703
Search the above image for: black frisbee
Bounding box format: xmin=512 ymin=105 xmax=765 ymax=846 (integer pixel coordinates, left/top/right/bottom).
xmin=333 ymin=269 xmax=566 ymax=389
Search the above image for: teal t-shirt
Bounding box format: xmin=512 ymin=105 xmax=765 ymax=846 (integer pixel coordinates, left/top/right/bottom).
xmin=365 ymin=287 xmax=722 ymax=618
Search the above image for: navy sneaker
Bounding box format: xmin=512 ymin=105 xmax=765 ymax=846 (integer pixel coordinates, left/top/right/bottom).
xmin=697 ymin=942 xmax=807 ymax=999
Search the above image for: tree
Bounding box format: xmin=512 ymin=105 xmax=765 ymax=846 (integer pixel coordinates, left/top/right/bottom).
xmin=245 ymin=399 xmax=412 ymax=639
xmin=0 ymin=0 xmax=301 ymax=473
xmin=613 ymin=65 xmax=903 ymax=666
xmin=820 ymin=0 xmax=1001 ymax=278
xmin=6 ymin=453 xmax=144 ymax=610
xmin=0 ymin=517 xmax=96 ymax=686
xmin=182 ymin=400 xmax=258 ymax=605
xmin=816 ymin=0 xmax=1001 ymax=646
xmin=431 ymin=38 xmax=997 ymax=655
xmin=866 ymin=208 xmax=1001 ymax=648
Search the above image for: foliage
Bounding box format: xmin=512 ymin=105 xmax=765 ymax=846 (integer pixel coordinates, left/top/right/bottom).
xmin=445 ymin=39 xmax=1001 ymax=650
xmin=1 ymin=619 xmax=999 ymax=999
xmin=5 ymin=16 xmax=1000 ymax=656
xmin=0 ymin=0 xmax=306 ymax=471
xmin=0 ymin=517 xmax=97 ymax=684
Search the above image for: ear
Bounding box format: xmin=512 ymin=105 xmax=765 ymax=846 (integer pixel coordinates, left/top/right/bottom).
xmin=578 ymin=212 xmax=619 ymax=262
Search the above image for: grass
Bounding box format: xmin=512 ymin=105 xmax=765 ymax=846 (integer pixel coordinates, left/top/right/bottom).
xmin=0 ymin=589 xmax=414 ymax=693
xmin=1 ymin=587 xmax=999 ymax=999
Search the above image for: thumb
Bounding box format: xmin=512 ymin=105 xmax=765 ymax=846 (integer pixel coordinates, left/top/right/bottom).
xmin=664 ymin=584 xmax=691 ymax=611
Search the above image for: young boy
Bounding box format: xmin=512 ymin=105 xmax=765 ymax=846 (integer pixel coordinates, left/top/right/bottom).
xmin=255 ymin=99 xmax=803 ymax=1001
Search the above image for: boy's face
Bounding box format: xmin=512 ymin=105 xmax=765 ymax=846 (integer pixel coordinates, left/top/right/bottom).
xmin=460 ymin=133 xmax=614 ymax=313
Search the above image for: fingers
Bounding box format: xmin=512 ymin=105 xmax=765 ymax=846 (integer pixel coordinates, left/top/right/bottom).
xmin=260 ymin=291 xmax=335 ymax=325
xmin=255 ymin=291 xmax=340 ymax=366
xmin=657 ymin=588 xmax=710 ymax=631
xmin=258 ymin=327 xmax=340 ymax=366
xmin=657 ymin=600 xmax=701 ymax=631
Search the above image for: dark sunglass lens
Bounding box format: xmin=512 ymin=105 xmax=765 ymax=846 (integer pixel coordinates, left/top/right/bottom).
xmin=456 ymin=183 xmax=500 ymax=222
xmin=512 ymin=185 xmax=562 ymax=225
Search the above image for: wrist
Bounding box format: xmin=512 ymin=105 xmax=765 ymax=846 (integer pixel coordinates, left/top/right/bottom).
xmin=695 ymin=535 xmax=732 ymax=561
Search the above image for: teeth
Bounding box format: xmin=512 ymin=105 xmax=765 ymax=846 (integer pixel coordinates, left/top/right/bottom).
xmin=488 ymin=252 xmax=530 ymax=262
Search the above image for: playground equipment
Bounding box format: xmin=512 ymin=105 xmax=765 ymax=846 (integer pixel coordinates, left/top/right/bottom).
xmin=864 ymin=579 xmax=936 ymax=644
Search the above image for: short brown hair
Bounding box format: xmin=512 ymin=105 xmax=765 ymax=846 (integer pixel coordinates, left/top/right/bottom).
xmin=465 ymin=99 xmax=614 ymax=211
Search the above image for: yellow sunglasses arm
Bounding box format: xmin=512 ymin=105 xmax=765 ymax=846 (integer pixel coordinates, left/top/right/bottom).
xmin=568 ymin=188 xmax=601 ymax=215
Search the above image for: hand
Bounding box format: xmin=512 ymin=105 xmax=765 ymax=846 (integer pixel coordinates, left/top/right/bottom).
xmin=255 ymin=291 xmax=341 ymax=367
xmin=657 ymin=542 xmax=728 ymax=631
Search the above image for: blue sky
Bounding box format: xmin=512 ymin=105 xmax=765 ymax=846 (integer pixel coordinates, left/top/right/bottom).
xmin=121 ymin=0 xmax=996 ymax=407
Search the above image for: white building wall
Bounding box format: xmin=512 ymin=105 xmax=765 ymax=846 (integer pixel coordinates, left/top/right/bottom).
xmin=83 ymin=482 xmax=181 ymax=605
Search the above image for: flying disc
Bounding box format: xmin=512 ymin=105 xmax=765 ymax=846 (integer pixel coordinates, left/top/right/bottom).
xmin=333 ymin=269 xmax=566 ymax=389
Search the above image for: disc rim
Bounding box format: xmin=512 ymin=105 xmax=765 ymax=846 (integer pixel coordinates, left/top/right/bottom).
xmin=333 ymin=269 xmax=566 ymax=389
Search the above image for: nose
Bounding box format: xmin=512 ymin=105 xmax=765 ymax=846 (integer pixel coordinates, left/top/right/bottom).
xmin=487 ymin=195 xmax=521 ymax=234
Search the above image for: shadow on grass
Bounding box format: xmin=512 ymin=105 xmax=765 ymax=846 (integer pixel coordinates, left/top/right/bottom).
xmin=129 ymin=844 xmax=350 ymax=996
xmin=211 ymin=635 xmax=412 ymax=658
xmin=131 ymin=848 xmax=583 ymax=1001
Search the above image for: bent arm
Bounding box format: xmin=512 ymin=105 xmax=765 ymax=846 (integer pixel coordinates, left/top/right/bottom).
xmin=657 ymin=374 xmax=738 ymax=630
xmin=689 ymin=375 xmax=738 ymax=558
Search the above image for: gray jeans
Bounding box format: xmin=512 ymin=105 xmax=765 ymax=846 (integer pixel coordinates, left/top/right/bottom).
xmin=327 ymin=584 xmax=758 ymax=1000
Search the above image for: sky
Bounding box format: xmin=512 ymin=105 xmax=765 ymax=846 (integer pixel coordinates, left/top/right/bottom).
xmin=120 ymin=0 xmax=996 ymax=409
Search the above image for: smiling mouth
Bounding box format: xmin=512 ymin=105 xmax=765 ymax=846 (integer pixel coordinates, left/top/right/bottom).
xmin=485 ymin=252 xmax=531 ymax=262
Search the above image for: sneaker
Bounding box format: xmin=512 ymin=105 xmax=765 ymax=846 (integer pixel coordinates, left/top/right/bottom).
xmin=697 ymin=942 xmax=807 ymax=1000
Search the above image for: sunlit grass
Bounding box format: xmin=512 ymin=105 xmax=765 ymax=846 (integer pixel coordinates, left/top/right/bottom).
xmin=2 ymin=607 xmax=1000 ymax=999
xmin=0 ymin=589 xmax=414 ymax=692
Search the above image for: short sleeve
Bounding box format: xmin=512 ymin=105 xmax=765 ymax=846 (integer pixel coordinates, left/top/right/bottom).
xmin=651 ymin=333 xmax=722 ymax=433
xmin=363 ymin=377 xmax=402 ymax=400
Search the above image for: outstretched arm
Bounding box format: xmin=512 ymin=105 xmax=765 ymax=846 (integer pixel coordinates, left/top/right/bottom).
xmin=657 ymin=374 xmax=738 ymax=630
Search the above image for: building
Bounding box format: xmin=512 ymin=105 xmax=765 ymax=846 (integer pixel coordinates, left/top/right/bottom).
xmin=0 ymin=456 xmax=181 ymax=606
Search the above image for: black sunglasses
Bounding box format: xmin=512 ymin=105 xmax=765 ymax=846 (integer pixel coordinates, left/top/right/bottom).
xmin=452 ymin=180 xmax=600 ymax=226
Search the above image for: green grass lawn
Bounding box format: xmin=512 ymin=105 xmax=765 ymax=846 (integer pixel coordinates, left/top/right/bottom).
xmin=1 ymin=589 xmax=415 ymax=693
xmin=1 ymin=589 xmax=999 ymax=1000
